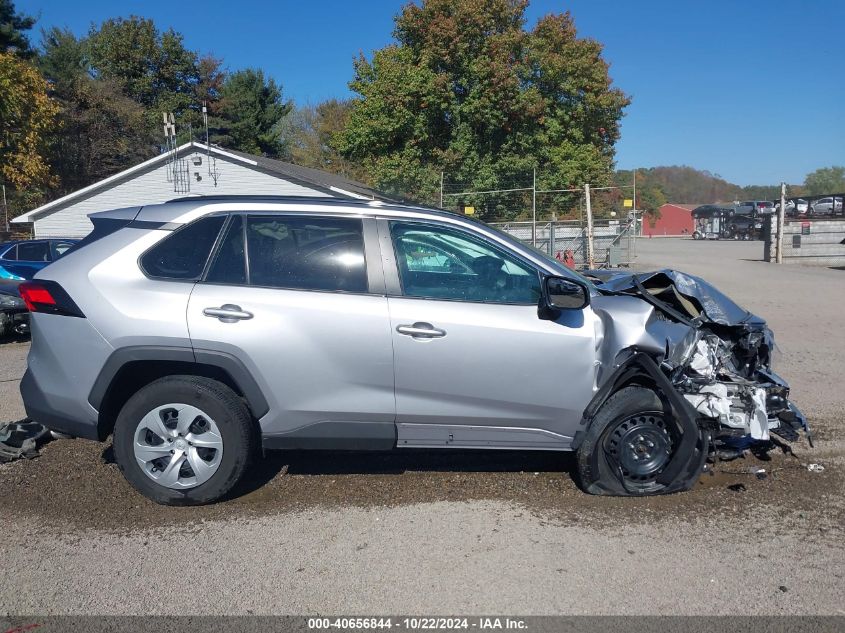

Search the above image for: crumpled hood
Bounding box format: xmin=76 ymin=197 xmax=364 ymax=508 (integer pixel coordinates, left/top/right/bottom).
xmin=588 ymin=268 xmax=758 ymax=327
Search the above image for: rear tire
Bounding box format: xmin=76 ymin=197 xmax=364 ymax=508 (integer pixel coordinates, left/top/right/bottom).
xmin=113 ymin=376 xmax=258 ymax=506
xmin=575 ymin=386 xmax=706 ymax=496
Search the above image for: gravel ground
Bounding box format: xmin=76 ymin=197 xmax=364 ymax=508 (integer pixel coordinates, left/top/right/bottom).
xmin=0 ymin=238 xmax=843 ymax=615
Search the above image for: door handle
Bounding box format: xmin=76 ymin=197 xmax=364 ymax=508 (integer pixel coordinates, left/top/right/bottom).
xmin=396 ymin=322 xmax=446 ymax=338
xmin=203 ymin=304 xmax=253 ymax=322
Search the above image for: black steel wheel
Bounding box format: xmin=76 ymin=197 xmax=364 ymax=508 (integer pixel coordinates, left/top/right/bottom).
xmin=575 ymin=386 xmax=706 ymax=496
xmin=604 ymin=412 xmax=673 ymax=486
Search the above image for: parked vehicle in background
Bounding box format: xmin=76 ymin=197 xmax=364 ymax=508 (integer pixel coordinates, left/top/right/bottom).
xmin=736 ymin=201 xmax=774 ymax=216
xmin=0 ymin=239 xmax=79 ymax=280
xmin=692 ymin=205 xmax=759 ymax=240
xmin=19 ymin=196 xmax=808 ymax=505
xmin=776 ymin=199 xmax=809 ymax=217
xmin=808 ymin=197 xmax=843 ymax=216
xmin=726 ymin=215 xmax=761 ymax=240
xmin=0 ymin=280 xmax=27 ymax=337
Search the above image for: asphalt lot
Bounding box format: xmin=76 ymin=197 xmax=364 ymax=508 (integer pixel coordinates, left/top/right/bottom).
xmin=1 ymin=238 xmax=843 ymax=615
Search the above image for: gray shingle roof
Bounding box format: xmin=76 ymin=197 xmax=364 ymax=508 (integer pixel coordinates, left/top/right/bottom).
xmin=222 ymin=146 xmax=393 ymax=201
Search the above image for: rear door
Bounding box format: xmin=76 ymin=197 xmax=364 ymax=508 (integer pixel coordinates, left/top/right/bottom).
xmin=381 ymin=218 xmax=597 ymax=450
xmin=186 ymin=213 xmax=396 ymax=445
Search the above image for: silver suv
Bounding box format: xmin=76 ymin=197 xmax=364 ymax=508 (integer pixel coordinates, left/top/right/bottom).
xmin=19 ymin=196 xmax=809 ymax=505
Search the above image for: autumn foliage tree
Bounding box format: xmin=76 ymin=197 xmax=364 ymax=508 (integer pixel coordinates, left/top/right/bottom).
xmin=339 ymin=0 xmax=630 ymax=214
xmin=0 ymin=52 xmax=59 ymax=210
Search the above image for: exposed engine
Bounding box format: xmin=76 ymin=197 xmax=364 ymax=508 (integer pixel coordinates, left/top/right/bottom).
xmin=590 ymin=268 xmax=811 ymax=457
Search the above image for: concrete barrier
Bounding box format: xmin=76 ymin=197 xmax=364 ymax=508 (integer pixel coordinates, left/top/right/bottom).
xmin=764 ymin=216 xmax=845 ymax=265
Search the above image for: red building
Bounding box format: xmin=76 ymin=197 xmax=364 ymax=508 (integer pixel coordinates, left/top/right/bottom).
xmin=644 ymin=203 xmax=698 ymax=236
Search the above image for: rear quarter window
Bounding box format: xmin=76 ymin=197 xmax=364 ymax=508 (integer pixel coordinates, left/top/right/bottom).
xmin=141 ymin=215 xmax=226 ymax=280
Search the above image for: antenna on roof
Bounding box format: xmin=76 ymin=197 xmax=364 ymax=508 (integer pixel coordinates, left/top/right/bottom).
xmin=162 ymin=112 xmax=190 ymax=193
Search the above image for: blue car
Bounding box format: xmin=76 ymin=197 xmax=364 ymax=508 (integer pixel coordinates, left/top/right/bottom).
xmin=0 ymin=239 xmax=78 ymax=280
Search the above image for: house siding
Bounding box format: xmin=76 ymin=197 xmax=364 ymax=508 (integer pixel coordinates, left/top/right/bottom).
xmin=32 ymin=151 xmax=326 ymax=238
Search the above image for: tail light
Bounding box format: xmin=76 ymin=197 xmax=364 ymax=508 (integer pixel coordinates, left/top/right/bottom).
xmin=18 ymin=281 xmax=84 ymax=317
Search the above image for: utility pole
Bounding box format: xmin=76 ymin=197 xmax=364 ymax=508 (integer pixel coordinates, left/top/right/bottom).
xmin=532 ymin=167 xmax=537 ymax=247
xmin=440 ymin=171 xmax=444 ymax=208
xmin=585 ymin=183 xmax=595 ymax=269
xmin=2 ymin=184 xmax=8 ymax=233
xmin=632 ymin=168 xmax=637 ymax=214
xmin=776 ymin=182 xmax=786 ymax=264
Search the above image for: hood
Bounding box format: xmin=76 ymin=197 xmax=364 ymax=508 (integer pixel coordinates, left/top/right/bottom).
xmin=588 ymin=268 xmax=758 ymax=328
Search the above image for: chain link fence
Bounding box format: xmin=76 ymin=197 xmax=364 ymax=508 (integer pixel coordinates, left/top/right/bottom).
xmin=488 ymin=218 xmax=638 ymax=268
xmin=441 ymin=180 xmax=639 ymax=269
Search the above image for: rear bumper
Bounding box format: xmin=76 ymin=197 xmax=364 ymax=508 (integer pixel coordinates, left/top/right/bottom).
xmin=20 ymin=368 xmax=100 ymax=440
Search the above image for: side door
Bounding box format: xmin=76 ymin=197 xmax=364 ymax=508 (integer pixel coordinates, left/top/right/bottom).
xmin=380 ymin=218 xmax=598 ymax=450
xmin=187 ymin=213 xmax=396 ymax=447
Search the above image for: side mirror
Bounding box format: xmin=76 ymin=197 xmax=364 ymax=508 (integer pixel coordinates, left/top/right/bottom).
xmin=539 ymin=276 xmax=589 ymax=318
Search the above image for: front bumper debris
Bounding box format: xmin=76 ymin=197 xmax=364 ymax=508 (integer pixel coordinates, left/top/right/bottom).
xmin=591 ymin=269 xmax=812 ymax=455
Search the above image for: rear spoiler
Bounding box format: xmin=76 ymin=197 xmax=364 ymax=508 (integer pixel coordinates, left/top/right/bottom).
xmin=63 ymin=207 xmax=144 ymax=256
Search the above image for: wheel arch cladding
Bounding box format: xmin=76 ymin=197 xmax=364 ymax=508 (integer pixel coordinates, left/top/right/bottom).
xmin=89 ymin=346 xmax=269 ymax=440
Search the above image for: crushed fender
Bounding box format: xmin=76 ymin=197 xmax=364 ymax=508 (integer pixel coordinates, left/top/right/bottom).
xmin=0 ymin=419 xmax=51 ymax=463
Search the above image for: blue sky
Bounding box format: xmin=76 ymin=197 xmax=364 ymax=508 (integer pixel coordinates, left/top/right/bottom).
xmin=19 ymin=0 xmax=845 ymax=186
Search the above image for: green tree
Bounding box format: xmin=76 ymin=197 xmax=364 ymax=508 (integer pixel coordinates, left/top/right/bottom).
xmin=804 ymin=166 xmax=845 ymax=195
xmin=281 ymin=99 xmax=366 ymax=179
xmin=0 ymin=0 xmax=35 ymax=58
xmin=86 ymin=16 xmax=200 ymax=139
xmin=38 ymin=27 xmax=153 ymax=195
xmin=39 ymin=26 xmax=88 ymax=90
xmin=0 ymin=52 xmax=59 ymax=210
xmin=338 ymin=0 xmax=629 ymax=215
xmin=213 ymin=68 xmax=291 ymax=157
xmin=46 ymin=76 xmax=151 ymax=196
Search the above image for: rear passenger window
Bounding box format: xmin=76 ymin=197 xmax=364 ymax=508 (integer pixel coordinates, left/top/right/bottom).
xmin=141 ymin=215 xmax=225 ymax=280
xmin=206 ymin=216 xmax=246 ymax=285
xmin=17 ymin=241 xmax=50 ymax=262
xmin=245 ymin=216 xmax=367 ymax=292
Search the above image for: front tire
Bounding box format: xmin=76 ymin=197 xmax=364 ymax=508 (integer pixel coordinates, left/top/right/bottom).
xmin=113 ymin=376 xmax=258 ymax=505
xmin=575 ymin=386 xmax=706 ymax=496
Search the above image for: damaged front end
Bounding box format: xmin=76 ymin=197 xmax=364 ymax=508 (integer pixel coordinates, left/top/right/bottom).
xmin=591 ymin=269 xmax=810 ymax=462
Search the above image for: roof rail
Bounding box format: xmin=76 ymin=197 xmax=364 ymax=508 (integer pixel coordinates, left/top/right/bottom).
xmin=163 ymin=193 xmax=464 ymax=220
xmin=165 ymin=194 xmax=375 ymax=205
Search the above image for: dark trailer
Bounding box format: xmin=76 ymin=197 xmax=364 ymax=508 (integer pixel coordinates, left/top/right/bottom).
xmin=691 ymin=205 xmax=761 ymax=241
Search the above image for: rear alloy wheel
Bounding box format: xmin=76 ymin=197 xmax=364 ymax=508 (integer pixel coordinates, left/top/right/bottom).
xmin=575 ymin=386 xmax=706 ymax=496
xmin=113 ymin=376 xmax=258 ymax=505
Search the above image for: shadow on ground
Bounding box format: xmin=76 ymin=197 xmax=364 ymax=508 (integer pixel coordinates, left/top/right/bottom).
xmin=2 ymin=429 xmax=840 ymax=535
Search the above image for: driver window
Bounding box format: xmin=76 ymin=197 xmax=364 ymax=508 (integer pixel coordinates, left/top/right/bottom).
xmin=389 ymin=221 xmax=540 ymax=304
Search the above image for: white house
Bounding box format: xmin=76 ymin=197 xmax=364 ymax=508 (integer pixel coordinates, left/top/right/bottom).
xmin=13 ymin=141 xmax=386 ymax=238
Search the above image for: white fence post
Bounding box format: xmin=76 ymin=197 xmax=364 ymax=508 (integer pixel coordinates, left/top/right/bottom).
xmin=776 ymin=182 xmax=785 ymax=264
xmin=584 ymin=183 xmax=595 ymax=269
